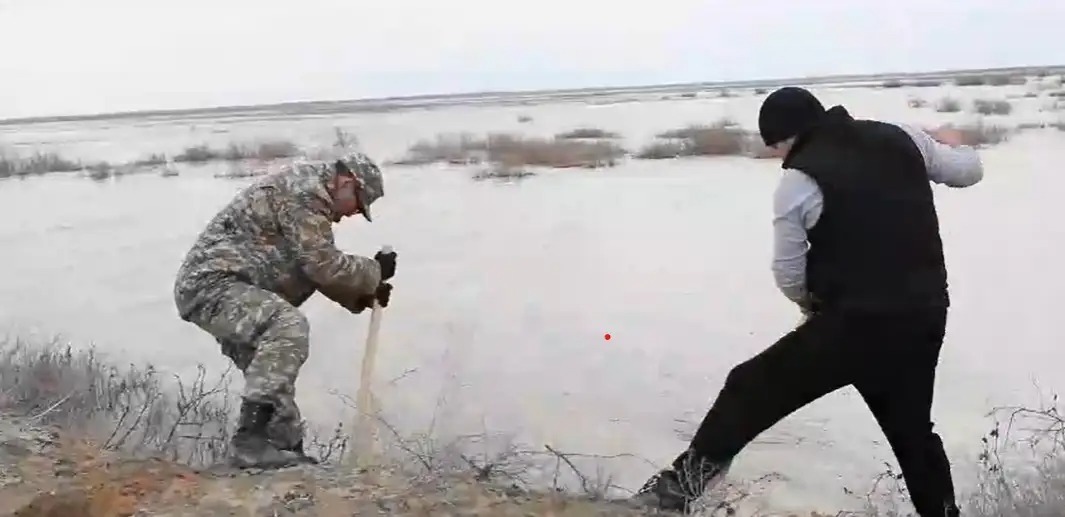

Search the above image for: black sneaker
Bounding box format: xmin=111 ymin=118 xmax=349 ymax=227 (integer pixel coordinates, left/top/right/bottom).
xmin=629 ymin=469 xmax=691 ymax=513
xmin=628 ymin=451 xmax=729 ymax=513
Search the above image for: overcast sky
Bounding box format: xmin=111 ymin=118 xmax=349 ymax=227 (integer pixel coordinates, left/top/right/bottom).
xmin=0 ymin=0 xmax=1059 ymax=119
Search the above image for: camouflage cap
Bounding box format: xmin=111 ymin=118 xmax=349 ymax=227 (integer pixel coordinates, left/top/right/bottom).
xmin=335 ymin=152 xmax=384 ymax=222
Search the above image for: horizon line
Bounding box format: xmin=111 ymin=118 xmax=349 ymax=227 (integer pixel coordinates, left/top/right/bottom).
xmin=3 ymin=62 xmax=1063 ymax=126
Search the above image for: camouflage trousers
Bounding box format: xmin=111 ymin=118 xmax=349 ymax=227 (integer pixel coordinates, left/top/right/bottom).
xmin=184 ymin=280 xmax=310 ymax=450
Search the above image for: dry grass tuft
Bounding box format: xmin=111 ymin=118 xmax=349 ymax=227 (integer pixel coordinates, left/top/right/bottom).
xmin=133 ymin=153 xmax=168 ymax=167
xmin=174 ymin=139 xmax=302 ymax=163
xmin=972 ymin=99 xmax=1013 ymax=116
xmin=396 ymin=132 xmax=626 ymax=169
xmin=488 ymin=134 xmax=625 ymax=168
xmin=0 ymin=337 xmax=237 ymax=467
xmin=0 ymin=149 xmax=83 ymax=178
xmin=884 ymin=79 xmax=943 ymax=88
xmin=936 ymin=97 xmax=963 ymax=113
xmin=956 ymin=74 xmax=1016 ymax=87
xmin=555 ymin=128 xmax=620 ymax=140
xmin=636 ymin=119 xmax=772 ymax=160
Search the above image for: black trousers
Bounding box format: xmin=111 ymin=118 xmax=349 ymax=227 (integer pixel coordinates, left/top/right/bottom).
xmin=679 ymin=307 xmax=958 ymax=517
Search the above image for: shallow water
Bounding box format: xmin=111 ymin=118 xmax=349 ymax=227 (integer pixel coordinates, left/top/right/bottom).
xmin=2 ymin=82 xmax=1065 ymax=513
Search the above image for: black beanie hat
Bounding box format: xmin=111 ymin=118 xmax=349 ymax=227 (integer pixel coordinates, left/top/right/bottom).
xmin=758 ymin=87 xmax=827 ymax=146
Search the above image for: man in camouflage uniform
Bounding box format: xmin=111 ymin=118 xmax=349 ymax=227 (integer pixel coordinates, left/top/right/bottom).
xmin=173 ymin=152 xmax=397 ymax=469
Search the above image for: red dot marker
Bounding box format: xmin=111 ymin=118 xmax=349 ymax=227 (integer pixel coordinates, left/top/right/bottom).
xmin=604 ymin=333 xmax=612 ymax=341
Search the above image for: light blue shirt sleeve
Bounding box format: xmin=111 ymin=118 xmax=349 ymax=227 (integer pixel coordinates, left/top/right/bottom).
xmin=770 ymin=123 xmax=984 ymax=307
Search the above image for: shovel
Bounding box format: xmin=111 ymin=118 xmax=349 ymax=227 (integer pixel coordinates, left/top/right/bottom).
xmin=349 ymin=244 xmax=392 ymax=467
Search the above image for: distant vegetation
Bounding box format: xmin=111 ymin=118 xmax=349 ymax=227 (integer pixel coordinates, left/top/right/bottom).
xmin=882 ymin=79 xmax=943 ymax=88
xmin=0 ymin=128 xmax=363 ymax=181
xmin=956 ymin=74 xmax=1020 ymax=87
xmin=636 ymin=119 xmax=775 ymax=160
xmin=5 ymin=71 xmax=1065 ymax=183
xmin=0 ymin=150 xmax=81 ymax=178
xmin=935 ymin=97 xmax=963 ymax=113
xmin=390 ymin=119 xmax=780 ymax=174
xmin=555 ymin=127 xmax=620 ymax=139
xmin=972 ymin=99 xmax=1013 ymax=116
xmin=392 ymin=132 xmax=625 ymax=170
xmin=174 ymin=140 xmax=301 ymax=163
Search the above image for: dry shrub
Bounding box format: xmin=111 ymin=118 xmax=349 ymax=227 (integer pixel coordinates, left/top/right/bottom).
xmin=395 ymin=133 xmax=485 ymax=166
xmin=637 ymin=119 xmax=763 ymax=159
xmin=956 ymin=75 xmax=989 ymax=87
xmin=885 ymin=79 xmax=941 ymax=88
xmin=911 ymin=79 xmax=943 ymax=88
xmin=472 ymin=164 xmax=536 ymax=182
xmin=681 ymin=127 xmax=746 ymax=156
xmin=396 ymin=133 xmax=625 ymax=169
xmin=0 ymin=150 xmax=84 ymax=178
xmin=973 ymin=99 xmax=1013 ymax=116
xmin=860 ymin=397 xmax=1065 ymax=517
xmin=555 ymin=127 xmax=620 ymax=139
xmin=174 ymin=144 xmax=219 ymax=163
xmin=253 ymin=140 xmax=301 ymax=160
xmin=0 ymin=150 xmax=15 ymax=177
xmin=0 ymin=336 xmax=642 ymax=504
xmin=8 ymin=336 xmax=1065 ymax=515
xmin=936 ymin=97 xmax=963 ymax=113
xmin=956 ymin=74 xmax=1016 ymax=87
xmin=635 ymin=140 xmax=686 ymax=160
xmin=175 ymin=140 xmax=302 ymax=163
xmin=0 ymin=337 xmax=237 ymax=467
xmin=486 ymin=133 xmax=624 ymax=168
xmin=223 ymin=140 xmax=301 ymax=161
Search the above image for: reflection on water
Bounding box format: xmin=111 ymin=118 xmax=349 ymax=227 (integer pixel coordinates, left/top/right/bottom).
xmin=2 ymin=90 xmax=1065 ymax=513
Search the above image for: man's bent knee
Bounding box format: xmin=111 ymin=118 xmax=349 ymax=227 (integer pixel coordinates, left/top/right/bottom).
xmin=257 ymin=309 xmax=310 ymax=367
xmin=243 ymin=307 xmax=310 ymax=403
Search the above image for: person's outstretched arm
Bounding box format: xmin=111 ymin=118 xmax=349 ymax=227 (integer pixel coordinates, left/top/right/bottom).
xmin=900 ymin=125 xmax=985 ymax=188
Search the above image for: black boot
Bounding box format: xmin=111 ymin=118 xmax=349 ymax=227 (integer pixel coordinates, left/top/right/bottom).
xmin=228 ymin=400 xmax=304 ymax=470
xmin=629 ymin=449 xmax=729 ymax=513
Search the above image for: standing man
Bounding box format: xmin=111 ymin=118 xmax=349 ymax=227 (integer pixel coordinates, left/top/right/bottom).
xmin=173 ymin=152 xmax=397 ymax=470
xmin=632 ymin=87 xmax=983 ymax=515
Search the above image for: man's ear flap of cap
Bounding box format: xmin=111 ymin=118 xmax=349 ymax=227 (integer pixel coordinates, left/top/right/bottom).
xmin=335 ymin=159 xmax=351 ymax=175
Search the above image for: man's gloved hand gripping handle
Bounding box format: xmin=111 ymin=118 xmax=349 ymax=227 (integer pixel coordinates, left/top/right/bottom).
xmin=374 ymin=247 xmax=396 ymax=282
xmin=369 ymin=246 xmax=396 ymax=308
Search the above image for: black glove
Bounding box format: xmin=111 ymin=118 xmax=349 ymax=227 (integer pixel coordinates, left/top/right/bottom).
xmin=374 ymin=250 xmax=397 ymax=281
xmin=373 ymin=282 xmax=393 ymax=308
xmin=352 ymin=282 xmax=393 ymax=311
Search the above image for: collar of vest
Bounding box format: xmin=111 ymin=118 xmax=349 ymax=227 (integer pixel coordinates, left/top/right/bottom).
xmin=781 ymin=105 xmax=853 ymax=169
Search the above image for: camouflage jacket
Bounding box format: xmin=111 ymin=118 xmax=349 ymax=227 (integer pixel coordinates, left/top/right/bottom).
xmin=173 ymin=160 xmax=382 ymax=319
